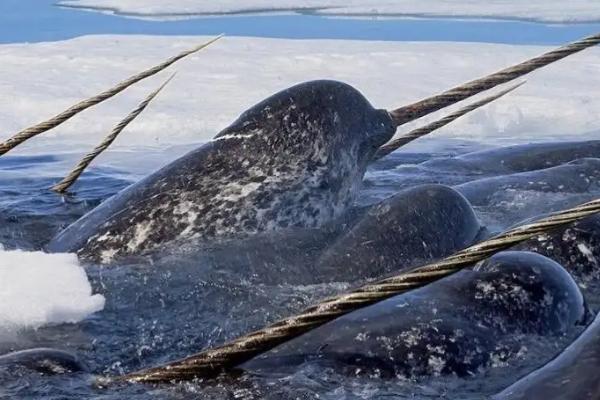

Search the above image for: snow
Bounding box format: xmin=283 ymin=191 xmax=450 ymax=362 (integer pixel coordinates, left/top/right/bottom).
xmin=58 ymin=0 xmax=600 ymax=23
xmin=1 ymin=35 xmax=599 ymax=158
xmin=0 ymin=250 xmax=105 ymax=338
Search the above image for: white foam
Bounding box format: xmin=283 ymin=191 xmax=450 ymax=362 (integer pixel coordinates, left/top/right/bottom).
xmin=0 ymin=250 xmax=105 ymax=337
xmin=58 ymin=0 xmax=600 ymax=23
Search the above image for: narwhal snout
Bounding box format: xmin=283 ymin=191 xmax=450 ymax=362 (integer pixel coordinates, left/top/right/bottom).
xmin=362 ymin=109 xmax=397 ymax=156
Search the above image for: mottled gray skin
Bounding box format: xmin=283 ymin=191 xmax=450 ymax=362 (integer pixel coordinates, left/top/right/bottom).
xmin=513 ymin=214 xmax=600 ymax=308
xmin=148 ymin=185 xmax=481 ymax=285
xmin=0 ymin=348 xmax=86 ymax=375
xmin=244 ymin=252 xmax=585 ymax=379
xmin=423 ymin=140 xmax=600 ymax=175
xmin=317 ymin=184 xmax=485 ymax=281
xmin=494 ymin=312 xmax=600 ymax=400
xmin=47 ymin=80 xmax=395 ymax=262
xmin=509 ymin=215 xmax=600 ymax=399
xmin=455 ymin=158 xmax=600 ymax=206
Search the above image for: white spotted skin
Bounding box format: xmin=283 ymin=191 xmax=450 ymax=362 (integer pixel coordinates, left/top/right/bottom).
xmin=245 ymin=251 xmax=584 ymax=379
xmin=47 ymin=80 xmax=395 ymax=262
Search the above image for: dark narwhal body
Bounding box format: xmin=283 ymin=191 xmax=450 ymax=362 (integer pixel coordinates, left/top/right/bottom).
xmin=0 ymin=348 xmax=86 ymax=375
xmin=140 ymin=184 xmax=483 ymax=286
xmin=47 ymin=81 xmax=395 ymax=262
xmin=512 ymin=213 xmax=600 ymax=312
xmin=244 ymin=251 xmax=585 ymax=379
xmin=316 ymin=184 xmax=485 ymax=281
xmin=423 ymin=140 xmax=600 ymax=175
xmin=455 ymin=158 xmax=600 ymax=207
xmin=494 ymin=312 xmax=600 ymax=400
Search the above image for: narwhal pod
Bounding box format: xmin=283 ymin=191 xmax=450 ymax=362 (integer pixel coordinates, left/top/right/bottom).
xmin=0 ymin=348 xmax=86 ymax=375
xmin=153 ymin=184 xmax=482 ymax=285
xmin=315 ymin=184 xmax=484 ymax=281
xmin=47 ymin=80 xmax=396 ymax=262
xmin=422 ymin=140 xmax=600 ymax=176
xmin=455 ymin=158 xmax=600 ymax=206
xmin=494 ymin=312 xmax=600 ymax=400
xmin=243 ymin=251 xmax=585 ymax=379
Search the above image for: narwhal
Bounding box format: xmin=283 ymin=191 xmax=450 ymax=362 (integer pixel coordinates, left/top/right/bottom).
xmin=494 ymin=311 xmax=600 ymax=400
xmin=244 ymin=251 xmax=585 ymax=380
xmin=38 ymin=34 xmax=600 ymax=261
xmin=0 ymin=348 xmax=86 ymax=375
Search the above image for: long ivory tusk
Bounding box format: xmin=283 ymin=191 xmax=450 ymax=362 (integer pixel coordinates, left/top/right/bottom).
xmin=388 ymin=33 xmax=600 ymax=127
xmin=375 ymin=81 xmax=525 ymax=160
xmin=51 ymin=74 xmax=176 ymax=194
xmin=0 ymin=35 xmax=222 ymax=156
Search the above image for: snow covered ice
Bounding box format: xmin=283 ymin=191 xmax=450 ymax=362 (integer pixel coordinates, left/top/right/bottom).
xmin=59 ymin=0 xmax=600 ymax=23
xmin=1 ymin=35 xmax=599 ymax=159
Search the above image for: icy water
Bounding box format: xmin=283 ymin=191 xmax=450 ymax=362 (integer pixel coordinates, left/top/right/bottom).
xmin=2 ymin=138 xmax=600 ymax=399
xmin=2 ymin=0 xmax=600 ymax=44
xmin=2 ymin=2 xmax=600 ymax=400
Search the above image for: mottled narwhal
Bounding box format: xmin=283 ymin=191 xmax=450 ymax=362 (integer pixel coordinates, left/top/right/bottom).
xmin=44 ymin=34 xmax=600 ymax=262
xmin=0 ymin=348 xmax=86 ymax=375
xmin=49 ymin=80 xmax=395 ymax=262
xmin=494 ymin=312 xmax=600 ymax=400
xmin=244 ymin=251 xmax=585 ymax=380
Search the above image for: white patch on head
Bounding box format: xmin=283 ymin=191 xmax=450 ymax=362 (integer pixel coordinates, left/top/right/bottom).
xmin=100 ymin=248 xmax=118 ymax=264
xmin=218 ymin=181 xmax=262 ymax=203
xmin=577 ymin=242 xmax=597 ymax=264
xmin=174 ymin=201 xmax=200 ymax=237
xmin=94 ymin=232 xmax=111 ymax=242
xmin=212 ymin=128 xmax=264 ymax=143
xmin=475 ymin=281 xmax=495 ymax=298
xmin=126 ymin=221 xmax=154 ymax=253
xmin=212 ymin=132 xmax=257 ymax=142
xmin=355 ymin=332 xmax=368 ymax=342
xmin=239 ymin=182 xmax=262 ymax=198
xmin=427 ymin=354 xmax=446 ymax=376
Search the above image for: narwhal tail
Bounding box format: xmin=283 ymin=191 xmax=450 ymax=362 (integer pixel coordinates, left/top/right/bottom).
xmin=389 ymin=33 xmax=600 ymax=127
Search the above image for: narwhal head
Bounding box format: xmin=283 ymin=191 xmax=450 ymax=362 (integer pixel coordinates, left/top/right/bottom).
xmin=217 ymin=80 xmax=395 ymax=166
xmin=204 ymin=74 xmax=526 ymax=231
xmin=209 ymin=80 xmax=396 ymax=225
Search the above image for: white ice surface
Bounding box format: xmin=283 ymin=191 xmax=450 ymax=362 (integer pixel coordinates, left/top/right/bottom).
xmin=0 ymin=250 xmax=105 ymax=338
xmin=58 ymin=0 xmax=600 ymax=23
xmin=1 ymin=35 xmax=599 ymax=162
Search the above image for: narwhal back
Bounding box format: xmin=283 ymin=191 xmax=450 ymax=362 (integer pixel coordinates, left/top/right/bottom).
xmin=47 ymin=80 xmax=395 ymax=262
